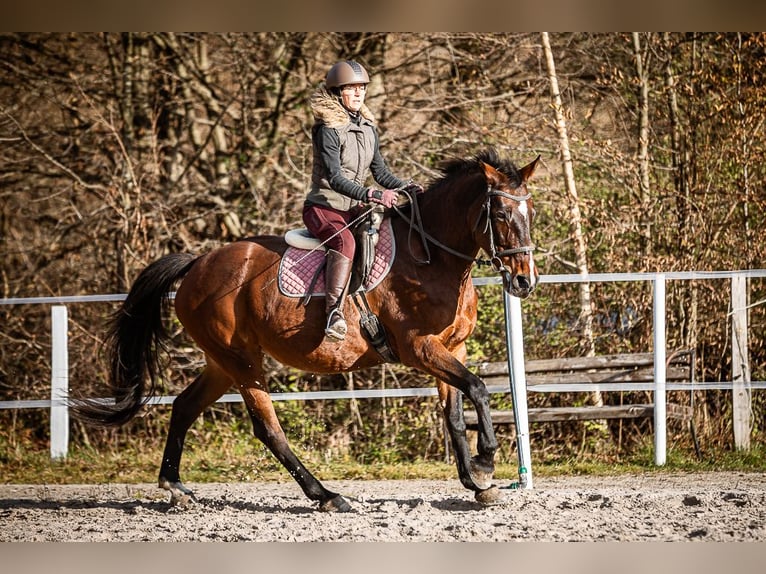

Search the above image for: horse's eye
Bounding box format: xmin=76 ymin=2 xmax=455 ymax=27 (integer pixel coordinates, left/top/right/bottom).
xmin=493 ymin=211 xmax=508 ymax=221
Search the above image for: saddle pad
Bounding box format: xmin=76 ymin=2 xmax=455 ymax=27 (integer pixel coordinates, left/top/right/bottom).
xmin=278 ymin=218 xmax=395 ymax=298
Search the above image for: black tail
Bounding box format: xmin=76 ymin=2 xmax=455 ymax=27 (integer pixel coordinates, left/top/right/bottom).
xmin=72 ymin=253 xmax=198 ymax=426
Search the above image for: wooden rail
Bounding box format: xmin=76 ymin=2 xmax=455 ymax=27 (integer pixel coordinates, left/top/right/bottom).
xmin=464 ymin=350 xmax=695 ymax=428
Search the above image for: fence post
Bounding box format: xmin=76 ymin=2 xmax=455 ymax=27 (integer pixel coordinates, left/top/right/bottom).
xmin=653 ymin=275 xmax=667 ymax=466
xmin=731 ymin=274 xmax=751 ymax=450
xmin=50 ymin=305 xmax=69 ymax=460
xmin=504 ymin=291 xmax=533 ymax=489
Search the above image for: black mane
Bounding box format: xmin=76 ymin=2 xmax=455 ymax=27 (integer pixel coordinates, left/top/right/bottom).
xmin=433 ymin=148 xmax=522 ymax=189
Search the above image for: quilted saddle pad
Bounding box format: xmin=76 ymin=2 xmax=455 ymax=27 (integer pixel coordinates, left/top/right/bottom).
xmin=278 ymin=218 xmax=395 ymax=298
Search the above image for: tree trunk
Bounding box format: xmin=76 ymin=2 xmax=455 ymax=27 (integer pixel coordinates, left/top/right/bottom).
xmin=541 ymin=32 xmax=603 ymax=425
xmin=633 ymin=32 xmax=652 ymax=259
xmin=662 ymin=33 xmax=703 ymax=435
xmin=541 ymin=33 xmax=595 ymax=356
xmin=735 ymin=33 xmax=754 ymax=269
xmin=664 ymin=33 xmax=691 ymax=256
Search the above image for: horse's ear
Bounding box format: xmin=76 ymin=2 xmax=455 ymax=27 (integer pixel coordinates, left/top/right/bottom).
xmin=480 ymin=161 xmax=503 ymax=186
xmin=519 ymin=155 xmax=541 ymax=183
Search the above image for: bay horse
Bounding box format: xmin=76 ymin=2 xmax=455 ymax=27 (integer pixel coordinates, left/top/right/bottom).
xmin=73 ymin=148 xmax=539 ymax=512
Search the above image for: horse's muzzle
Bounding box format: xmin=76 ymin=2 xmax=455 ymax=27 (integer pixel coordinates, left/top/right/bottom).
xmin=501 ymin=269 xmax=537 ymax=299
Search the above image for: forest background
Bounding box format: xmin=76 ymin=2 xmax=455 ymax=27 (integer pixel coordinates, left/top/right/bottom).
xmin=1 ymin=32 xmax=764 ymax=475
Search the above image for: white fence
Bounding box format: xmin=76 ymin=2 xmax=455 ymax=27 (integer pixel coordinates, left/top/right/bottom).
xmin=2 ymin=270 xmax=765 ymax=488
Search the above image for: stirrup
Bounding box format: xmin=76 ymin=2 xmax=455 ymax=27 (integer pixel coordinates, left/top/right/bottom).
xmin=325 ymin=308 xmax=347 ymax=342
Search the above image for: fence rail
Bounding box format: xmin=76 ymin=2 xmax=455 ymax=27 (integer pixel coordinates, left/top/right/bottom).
xmin=7 ymin=379 xmax=764 ymax=412
xmin=2 ymin=270 xmax=764 ymax=484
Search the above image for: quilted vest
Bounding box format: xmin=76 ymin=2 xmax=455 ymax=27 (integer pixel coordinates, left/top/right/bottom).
xmin=307 ymin=88 xmax=377 ymax=211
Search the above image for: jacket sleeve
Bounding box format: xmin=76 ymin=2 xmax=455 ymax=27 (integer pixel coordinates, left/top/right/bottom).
xmin=315 ymin=125 xmax=369 ymax=201
xmin=369 ymin=127 xmax=408 ymax=190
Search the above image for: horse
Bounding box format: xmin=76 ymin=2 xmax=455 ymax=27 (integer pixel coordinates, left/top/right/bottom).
xmin=73 ymin=148 xmax=540 ymax=512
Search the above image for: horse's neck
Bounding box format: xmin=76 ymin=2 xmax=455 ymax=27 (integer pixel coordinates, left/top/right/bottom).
xmin=416 ymin=182 xmax=482 ymax=264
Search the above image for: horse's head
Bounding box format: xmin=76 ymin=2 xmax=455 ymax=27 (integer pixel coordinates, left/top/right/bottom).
xmin=478 ymin=155 xmax=540 ymax=299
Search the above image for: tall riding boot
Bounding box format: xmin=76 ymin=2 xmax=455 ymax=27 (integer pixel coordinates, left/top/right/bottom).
xmin=324 ymin=249 xmax=353 ymax=341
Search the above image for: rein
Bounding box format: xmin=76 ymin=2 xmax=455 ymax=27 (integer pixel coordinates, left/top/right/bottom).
xmin=395 ymin=185 xmax=433 ymax=265
xmin=394 ymin=185 xmax=535 ymax=270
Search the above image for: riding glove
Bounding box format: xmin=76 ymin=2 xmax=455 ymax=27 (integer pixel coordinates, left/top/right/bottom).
xmin=367 ymin=188 xmax=399 ymax=208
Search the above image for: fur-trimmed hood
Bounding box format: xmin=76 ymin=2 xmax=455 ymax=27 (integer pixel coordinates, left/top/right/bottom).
xmin=310 ymin=84 xmax=375 ymax=128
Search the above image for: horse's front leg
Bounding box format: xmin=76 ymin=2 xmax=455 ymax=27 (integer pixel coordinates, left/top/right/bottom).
xmin=440 ymin=376 xmax=498 ymax=488
xmin=438 ymin=381 xmax=502 ymax=504
xmin=437 ymin=381 xmax=473 ymax=488
xmin=413 ymin=340 xmax=498 ymax=492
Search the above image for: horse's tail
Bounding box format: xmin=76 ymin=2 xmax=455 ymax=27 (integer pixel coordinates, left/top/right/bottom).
xmin=72 ymin=253 xmax=199 ymax=427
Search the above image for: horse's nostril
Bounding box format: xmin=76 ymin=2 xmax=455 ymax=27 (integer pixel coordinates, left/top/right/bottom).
xmin=516 ymin=275 xmax=530 ymax=291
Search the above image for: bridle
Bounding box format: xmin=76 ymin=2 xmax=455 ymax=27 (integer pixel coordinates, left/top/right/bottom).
xmin=394 ymin=184 xmax=535 ymax=272
xmin=481 ymin=187 xmax=536 ymax=273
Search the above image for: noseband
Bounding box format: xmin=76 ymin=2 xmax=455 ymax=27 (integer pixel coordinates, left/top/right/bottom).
xmin=481 ymin=187 xmax=536 ymax=272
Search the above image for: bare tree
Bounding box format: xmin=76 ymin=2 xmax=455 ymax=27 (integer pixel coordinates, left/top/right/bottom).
xmin=540 ymin=33 xmax=595 ymax=355
xmin=633 ymin=32 xmax=652 ymax=257
xmin=540 ymin=32 xmax=608 ymax=437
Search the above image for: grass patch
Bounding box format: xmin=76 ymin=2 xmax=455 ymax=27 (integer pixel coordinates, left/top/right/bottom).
xmin=4 ymin=414 xmax=764 ymax=484
xmin=2 ymin=433 xmax=765 ymax=485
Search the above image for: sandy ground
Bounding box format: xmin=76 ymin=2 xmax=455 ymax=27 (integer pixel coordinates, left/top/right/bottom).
xmin=1 ymin=472 xmax=765 ymax=542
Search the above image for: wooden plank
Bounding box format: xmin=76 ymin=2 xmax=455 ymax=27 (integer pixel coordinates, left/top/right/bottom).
xmin=480 ymin=365 xmax=691 ymax=386
xmin=471 ymin=353 xmax=691 ymax=378
xmin=667 ymin=403 xmax=694 ymax=420
xmin=531 ymin=405 xmax=654 ymax=422
xmin=464 ymin=403 xmax=692 ymax=427
xmin=525 ymin=354 xmax=656 ymax=372
xmin=462 ymin=350 xmax=695 ymax=433
xmin=471 ymin=352 xmax=691 ymax=376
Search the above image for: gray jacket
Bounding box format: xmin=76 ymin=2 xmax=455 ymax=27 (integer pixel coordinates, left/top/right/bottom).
xmin=305 ymin=86 xmax=406 ymax=211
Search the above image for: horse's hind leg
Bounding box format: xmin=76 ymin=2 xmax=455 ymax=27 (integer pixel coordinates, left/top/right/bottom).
xmin=158 ymin=363 xmax=232 ymax=506
xmin=239 ymin=385 xmax=352 ymax=512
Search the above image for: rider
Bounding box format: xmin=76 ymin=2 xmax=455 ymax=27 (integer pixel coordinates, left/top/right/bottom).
xmin=303 ymin=60 xmax=411 ymax=342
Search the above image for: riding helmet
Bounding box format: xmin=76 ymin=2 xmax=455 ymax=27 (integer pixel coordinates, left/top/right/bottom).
xmin=325 ymin=60 xmax=370 ymax=89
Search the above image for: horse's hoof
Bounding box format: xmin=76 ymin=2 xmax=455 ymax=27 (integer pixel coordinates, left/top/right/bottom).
xmin=171 ymin=492 xmax=194 ymax=508
xmin=468 ymin=457 xmax=494 ymax=491
xmin=159 ymin=478 xmax=196 ymax=508
xmin=475 ymin=485 xmax=503 ymax=505
xmin=319 ymin=494 xmax=352 ymax=513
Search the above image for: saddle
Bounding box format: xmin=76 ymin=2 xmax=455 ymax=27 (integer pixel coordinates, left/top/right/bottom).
xmin=278 ymin=208 xmax=398 ymax=362
xmin=278 ymin=208 xmax=395 ymax=300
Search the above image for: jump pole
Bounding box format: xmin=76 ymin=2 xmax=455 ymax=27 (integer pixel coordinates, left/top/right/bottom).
xmin=653 ymin=274 xmax=667 ymax=466
xmin=504 ymin=290 xmax=533 ymax=489
xmin=50 ymin=305 xmax=69 ymax=460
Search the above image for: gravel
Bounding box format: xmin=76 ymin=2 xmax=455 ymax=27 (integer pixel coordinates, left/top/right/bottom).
xmin=2 ymin=472 xmax=764 ymax=542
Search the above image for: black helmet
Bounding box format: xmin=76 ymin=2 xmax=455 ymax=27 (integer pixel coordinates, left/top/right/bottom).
xmin=325 ymin=60 xmax=370 ymax=89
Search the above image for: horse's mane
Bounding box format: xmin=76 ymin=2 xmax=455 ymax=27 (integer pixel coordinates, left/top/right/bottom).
xmin=430 ymin=148 xmax=522 ymax=191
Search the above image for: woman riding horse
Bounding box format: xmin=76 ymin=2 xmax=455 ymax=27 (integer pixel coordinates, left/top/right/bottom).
xmin=73 ymin=146 xmax=539 ymax=512
xmin=303 ymin=60 xmax=420 ymax=342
